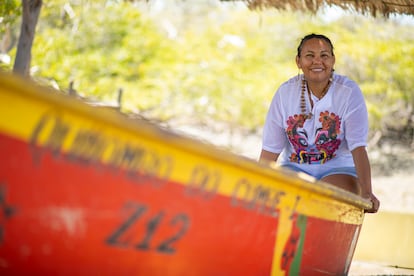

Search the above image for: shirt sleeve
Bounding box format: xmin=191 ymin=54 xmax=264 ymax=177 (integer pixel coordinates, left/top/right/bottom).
xmin=262 ymin=89 xmax=288 ymax=154
xmin=343 ymin=82 xmax=369 ymax=151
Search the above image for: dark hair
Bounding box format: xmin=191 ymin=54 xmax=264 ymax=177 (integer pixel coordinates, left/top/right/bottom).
xmin=297 ymin=33 xmax=334 ymax=57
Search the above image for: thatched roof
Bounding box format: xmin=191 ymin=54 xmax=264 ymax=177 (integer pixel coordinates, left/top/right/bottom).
xmin=226 ymin=0 xmax=414 ymax=17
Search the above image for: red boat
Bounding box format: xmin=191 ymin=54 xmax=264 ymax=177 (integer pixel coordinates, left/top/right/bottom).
xmin=0 ymin=72 xmax=371 ymax=275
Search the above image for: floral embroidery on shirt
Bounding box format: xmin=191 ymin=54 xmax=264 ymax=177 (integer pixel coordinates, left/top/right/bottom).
xmin=286 ymin=111 xmax=341 ymax=164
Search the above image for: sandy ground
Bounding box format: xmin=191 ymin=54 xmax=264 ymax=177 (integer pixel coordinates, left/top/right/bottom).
xmin=349 ymin=172 xmax=414 ymax=275
xmin=370 ymin=173 xmax=414 ymax=214
xmin=349 ymin=261 xmax=414 ymax=275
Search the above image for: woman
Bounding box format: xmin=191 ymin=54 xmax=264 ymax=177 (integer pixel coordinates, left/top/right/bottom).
xmin=259 ymin=33 xmax=379 ymax=213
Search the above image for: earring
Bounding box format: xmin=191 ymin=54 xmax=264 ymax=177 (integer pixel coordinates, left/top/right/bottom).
xmin=330 ymin=69 xmax=334 ymax=82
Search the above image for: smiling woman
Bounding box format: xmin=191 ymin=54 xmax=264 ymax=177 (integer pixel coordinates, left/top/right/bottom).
xmin=295 ymin=34 xmax=335 ymax=99
xmin=259 ymin=33 xmax=380 ymax=214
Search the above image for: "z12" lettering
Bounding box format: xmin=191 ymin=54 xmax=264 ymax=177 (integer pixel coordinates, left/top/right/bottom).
xmin=106 ymin=202 xmax=190 ymax=254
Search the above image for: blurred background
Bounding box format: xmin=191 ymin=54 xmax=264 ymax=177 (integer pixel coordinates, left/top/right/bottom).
xmin=1 ymin=0 xmax=413 ymax=274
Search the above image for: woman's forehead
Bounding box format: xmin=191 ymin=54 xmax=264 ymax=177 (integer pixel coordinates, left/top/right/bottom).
xmin=301 ymin=38 xmax=332 ymax=52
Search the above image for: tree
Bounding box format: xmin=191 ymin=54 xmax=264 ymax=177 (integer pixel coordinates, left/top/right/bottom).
xmin=13 ymin=0 xmax=42 ymax=76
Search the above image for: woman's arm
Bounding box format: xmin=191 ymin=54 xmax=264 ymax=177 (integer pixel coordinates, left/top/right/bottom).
xmin=259 ymin=149 xmax=280 ymax=164
xmin=351 ymin=146 xmax=380 ymax=213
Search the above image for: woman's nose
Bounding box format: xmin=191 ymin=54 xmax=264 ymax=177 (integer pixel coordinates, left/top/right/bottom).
xmin=313 ymin=56 xmax=322 ymax=63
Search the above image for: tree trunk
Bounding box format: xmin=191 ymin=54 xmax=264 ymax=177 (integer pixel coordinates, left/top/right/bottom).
xmin=13 ymin=0 xmax=42 ymax=76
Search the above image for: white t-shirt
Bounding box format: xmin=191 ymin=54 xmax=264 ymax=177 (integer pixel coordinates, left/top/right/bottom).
xmin=262 ymin=74 xmax=368 ymax=174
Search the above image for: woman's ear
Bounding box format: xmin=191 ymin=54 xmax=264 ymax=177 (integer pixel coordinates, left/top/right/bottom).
xmin=296 ymin=56 xmax=301 ymax=69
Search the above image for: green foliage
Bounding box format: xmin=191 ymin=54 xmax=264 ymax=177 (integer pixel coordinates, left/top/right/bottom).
xmin=4 ymin=1 xmax=414 ymax=137
xmin=33 ymin=1 xmax=170 ymax=104
xmin=0 ymin=0 xmax=21 ymax=35
xmin=332 ymin=16 xmax=414 ymax=131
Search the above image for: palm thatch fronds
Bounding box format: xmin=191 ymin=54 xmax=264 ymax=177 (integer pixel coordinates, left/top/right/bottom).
xmin=224 ymin=0 xmax=414 ymax=17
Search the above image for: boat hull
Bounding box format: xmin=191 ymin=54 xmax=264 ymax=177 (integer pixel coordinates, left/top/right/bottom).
xmin=0 ymin=73 xmax=370 ymax=275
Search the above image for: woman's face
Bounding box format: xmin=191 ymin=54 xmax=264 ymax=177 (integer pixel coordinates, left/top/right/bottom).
xmin=296 ymin=38 xmax=335 ymax=84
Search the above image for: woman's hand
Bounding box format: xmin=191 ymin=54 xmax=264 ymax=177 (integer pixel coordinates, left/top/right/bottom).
xmin=364 ymin=193 xmax=380 ymax=213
